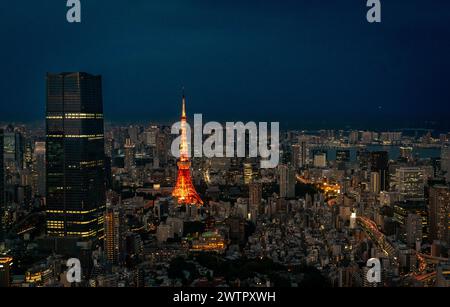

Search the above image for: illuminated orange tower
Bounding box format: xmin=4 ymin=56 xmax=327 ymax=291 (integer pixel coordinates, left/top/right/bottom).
xmin=172 ymin=92 xmax=204 ymax=206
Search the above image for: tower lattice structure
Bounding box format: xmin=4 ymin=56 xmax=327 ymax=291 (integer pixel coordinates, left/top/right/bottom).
xmin=172 ymin=93 xmax=204 ymax=206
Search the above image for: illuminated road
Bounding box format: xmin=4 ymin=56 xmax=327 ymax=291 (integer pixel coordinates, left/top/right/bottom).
xmin=413 ymin=254 xmax=450 ymax=282
xmin=356 ymin=216 xmax=396 ymax=260
xmin=416 ymin=270 xmax=450 ymax=282
xmin=355 ymin=216 xmax=450 ymax=284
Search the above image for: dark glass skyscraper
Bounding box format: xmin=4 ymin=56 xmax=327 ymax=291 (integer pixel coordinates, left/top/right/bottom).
xmin=0 ymin=128 xmax=4 ymax=242
xmin=46 ymin=72 xmax=105 ymax=240
xmin=370 ymin=151 xmax=389 ymax=191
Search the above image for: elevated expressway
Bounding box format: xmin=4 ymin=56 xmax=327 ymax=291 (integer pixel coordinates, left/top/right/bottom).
xmin=357 ymin=216 xmax=450 ymax=283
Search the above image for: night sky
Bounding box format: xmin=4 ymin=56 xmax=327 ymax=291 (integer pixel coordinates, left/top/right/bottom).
xmin=1 ymin=0 xmax=450 ymax=129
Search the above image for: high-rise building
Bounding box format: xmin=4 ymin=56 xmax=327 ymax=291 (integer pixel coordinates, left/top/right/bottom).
xmin=279 ymin=164 xmax=295 ymax=198
xmin=428 ymin=185 xmax=450 ymax=245
xmin=370 ymin=172 xmax=381 ymax=194
xmin=124 ymin=138 xmax=136 ymax=172
xmin=297 ymin=136 xmax=308 ymax=167
xmin=3 ymin=125 xmax=24 ymax=170
xmin=406 ymin=213 xmax=423 ymax=248
xmin=127 ymin=126 xmax=139 ymax=144
xmin=393 ymin=167 xmax=425 ymax=200
xmin=172 ymin=92 xmax=203 ymax=206
xmin=399 ymin=147 xmax=413 ymax=162
xmin=32 ymin=141 xmax=46 ymax=197
xmin=144 ymin=125 xmax=158 ymax=146
xmin=370 ymin=151 xmax=389 ymax=191
xmin=243 ymin=163 xmax=253 ymax=185
xmin=104 ymin=206 xmax=124 ymax=265
xmin=291 ymin=144 xmax=300 ymax=169
xmin=336 ymin=150 xmax=350 ymax=163
xmin=24 ymin=140 xmax=33 ymax=170
xmin=46 ymin=72 xmax=106 ymax=240
xmin=249 ymin=182 xmax=262 ymax=206
xmin=313 ymin=152 xmax=327 ymax=168
xmin=393 ymin=200 xmax=428 ymax=243
xmin=349 ymin=131 xmax=359 ymax=144
xmin=0 ymin=129 xmax=4 ymax=242
xmin=441 ymin=146 xmax=450 ymax=181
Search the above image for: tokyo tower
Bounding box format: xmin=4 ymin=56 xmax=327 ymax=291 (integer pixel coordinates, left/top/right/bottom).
xmin=172 ymin=92 xmax=204 ymax=206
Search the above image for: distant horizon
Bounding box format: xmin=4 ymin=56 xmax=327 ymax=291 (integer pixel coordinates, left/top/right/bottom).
xmin=2 ymin=119 xmax=449 ymax=134
xmin=2 ymin=1 xmax=450 ymax=128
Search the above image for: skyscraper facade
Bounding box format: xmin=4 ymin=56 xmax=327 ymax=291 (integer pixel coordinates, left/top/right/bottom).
xmin=32 ymin=141 xmax=46 ymax=197
xmin=336 ymin=150 xmax=351 ymax=163
xmin=298 ymin=136 xmax=308 ymax=167
xmin=0 ymin=129 xmax=4 ymax=242
xmin=370 ymin=151 xmax=389 ymax=191
xmin=291 ymin=144 xmax=300 ymax=169
xmin=124 ymin=138 xmax=136 ymax=172
xmin=441 ymin=146 xmax=450 ymax=181
xmin=3 ymin=125 xmax=24 ymax=171
xmin=279 ymin=164 xmax=295 ymax=198
xmin=46 ymin=72 xmax=106 ymax=240
xmin=428 ymin=185 xmax=450 ymax=246
xmin=249 ymin=183 xmax=262 ymax=207
xmin=393 ymin=167 xmax=425 ymax=201
xmin=104 ymin=206 xmax=124 ymax=265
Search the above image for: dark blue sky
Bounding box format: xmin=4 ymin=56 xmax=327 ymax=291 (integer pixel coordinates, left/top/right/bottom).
xmin=1 ymin=0 xmax=450 ymax=129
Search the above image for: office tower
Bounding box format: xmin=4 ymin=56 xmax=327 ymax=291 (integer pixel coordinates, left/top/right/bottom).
xmin=0 ymin=129 xmax=3 ymax=242
xmin=32 ymin=141 xmax=46 ymax=197
xmin=249 ymin=183 xmax=262 ymax=222
xmin=393 ymin=201 xmax=428 ymax=242
xmin=243 ymin=163 xmax=253 ymax=184
xmin=144 ymin=125 xmax=158 ymax=146
xmin=399 ymin=147 xmax=413 ymax=162
xmin=297 ymin=136 xmax=308 ymax=167
xmin=127 ymin=126 xmax=139 ymax=144
xmin=357 ymin=148 xmax=370 ymax=170
xmin=156 ymin=132 xmax=168 ymax=165
xmin=172 ymin=92 xmax=203 ymax=206
xmin=124 ymin=138 xmax=136 ymax=172
xmin=104 ymin=206 xmax=124 ymax=265
xmin=336 ymin=150 xmax=350 ymax=163
xmin=349 ymin=131 xmax=359 ymax=144
xmin=370 ymin=172 xmax=381 ymax=194
xmin=249 ymin=183 xmax=262 ymax=207
xmin=428 ymin=185 xmax=450 ymax=245
xmin=291 ymin=144 xmax=300 ymax=169
xmin=279 ymin=164 xmax=295 ymax=198
xmin=441 ymin=146 xmax=450 ymax=181
xmin=46 ymin=72 xmax=106 ymax=240
xmin=370 ymin=151 xmax=389 ymax=191
xmin=0 ymin=257 xmax=13 ymax=287
xmin=313 ymin=152 xmax=327 ymax=168
xmin=361 ymin=131 xmax=373 ymax=144
xmin=3 ymin=125 xmax=24 ymax=170
xmin=406 ymin=213 xmax=423 ymax=248
xmin=24 ymin=140 xmax=33 ymax=170
xmin=393 ymin=167 xmax=425 ymax=200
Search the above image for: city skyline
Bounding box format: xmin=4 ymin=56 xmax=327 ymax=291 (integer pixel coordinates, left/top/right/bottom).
xmin=2 ymin=1 xmax=450 ymax=292
xmin=1 ymin=1 xmax=450 ymax=129
xmin=0 ymin=70 xmax=450 ymax=288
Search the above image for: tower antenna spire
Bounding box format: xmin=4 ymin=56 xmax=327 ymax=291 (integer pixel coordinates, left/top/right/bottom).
xmin=181 ymin=86 xmax=186 ymax=118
